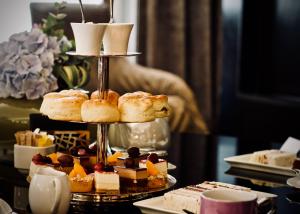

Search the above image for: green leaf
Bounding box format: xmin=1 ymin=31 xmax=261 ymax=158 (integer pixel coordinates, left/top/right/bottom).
xmin=56 ymin=66 xmax=74 ymax=88
xmin=77 ymin=66 xmax=89 ymax=88
xmin=56 ymin=13 xmax=67 ymax=20
xmin=70 ymin=65 xmax=80 ymax=86
xmin=60 ymin=55 xmax=69 ymax=62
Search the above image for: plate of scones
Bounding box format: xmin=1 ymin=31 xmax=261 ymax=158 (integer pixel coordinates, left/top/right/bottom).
xmin=40 ymin=89 xmax=171 ymax=123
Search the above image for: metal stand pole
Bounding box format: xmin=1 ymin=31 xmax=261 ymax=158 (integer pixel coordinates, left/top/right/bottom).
xmin=96 ymin=56 xmax=110 ymax=165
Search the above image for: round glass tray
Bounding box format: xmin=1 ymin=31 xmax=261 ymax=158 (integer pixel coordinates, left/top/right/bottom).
xmin=66 ymin=51 xmax=141 ymax=57
xmin=71 ymin=174 xmax=176 ymax=203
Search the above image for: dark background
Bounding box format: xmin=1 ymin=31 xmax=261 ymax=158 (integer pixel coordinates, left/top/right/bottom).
xmin=220 ymin=0 xmax=300 ymax=154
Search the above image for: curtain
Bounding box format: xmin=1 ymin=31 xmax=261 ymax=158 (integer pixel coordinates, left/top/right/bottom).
xmin=138 ymin=0 xmax=222 ymax=182
xmin=138 ymin=0 xmax=222 ymax=132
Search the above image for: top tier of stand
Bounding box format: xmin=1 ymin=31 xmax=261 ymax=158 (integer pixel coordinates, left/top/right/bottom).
xmin=66 ymin=51 xmax=141 ymax=57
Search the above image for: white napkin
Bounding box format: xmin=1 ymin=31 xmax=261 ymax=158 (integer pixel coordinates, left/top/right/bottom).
xmin=0 ymin=198 xmax=12 ymax=214
xmin=280 ymin=137 xmax=300 ymax=154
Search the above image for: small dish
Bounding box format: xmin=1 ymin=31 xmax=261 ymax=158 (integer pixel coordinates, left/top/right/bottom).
xmin=14 ymin=144 xmax=56 ymax=169
xmin=224 ymin=154 xmax=299 ymax=176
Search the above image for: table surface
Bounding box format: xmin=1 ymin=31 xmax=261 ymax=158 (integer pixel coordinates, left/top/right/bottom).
xmin=1 ymin=159 xmax=300 ymax=214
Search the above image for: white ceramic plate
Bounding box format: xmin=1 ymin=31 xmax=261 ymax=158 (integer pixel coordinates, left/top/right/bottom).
xmin=287 ymin=176 xmax=300 ymax=188
xmin=134 ymin=191 xmax=277 ymax=214
xmin=133 ymin=196 xmax=185 ymax=214
xmin=224 ymin=154 xmax=299 ymax=176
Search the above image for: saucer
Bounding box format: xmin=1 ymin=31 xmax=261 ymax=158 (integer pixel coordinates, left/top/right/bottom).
xmin=287 ymin=176 xmax=300 ymax=188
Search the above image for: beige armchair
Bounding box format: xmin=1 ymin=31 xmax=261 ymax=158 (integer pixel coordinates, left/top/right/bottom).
xmin=86 ymin=57 xmax=208 ymax=134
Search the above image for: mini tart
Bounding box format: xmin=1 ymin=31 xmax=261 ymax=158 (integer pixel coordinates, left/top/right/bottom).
xmin=69 ymin=163 xmax=93 ymax=192
xmin=148 ymin=174 xmax=166 ymax=189
xmin=146 ymin=160 xmax=167 ymax=189
xmin=53 ymin=165 xmax=73 ymax=175
xmin=69 ymin=174 xmax=93 ymax=192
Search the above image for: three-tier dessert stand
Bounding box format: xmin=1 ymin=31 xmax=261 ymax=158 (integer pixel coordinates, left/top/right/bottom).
xmin=66 ymin=52 xmax=176 ymax=203
xmin=65 ymin=0 xmax=176 ymax=204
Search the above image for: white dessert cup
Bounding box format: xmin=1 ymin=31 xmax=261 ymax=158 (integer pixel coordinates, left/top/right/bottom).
xmin=14 ymin=144 xmax=56 ymax=170
xmin=103 ymin=23 xmax=134 ymax=55
xmin=71 ymin=23 xmax=107 ymax=56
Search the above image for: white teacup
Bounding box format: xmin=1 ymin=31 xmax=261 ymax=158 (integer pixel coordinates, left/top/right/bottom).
xmin=103 ymin=23 xmax=134 ymax=55
xmin=201 ymin=189 xmax=258 ymax=214
xmin=71 ymin=22 xmax=107 ymax=56
xmin=29 ymin=167 xmax=71 ymax=214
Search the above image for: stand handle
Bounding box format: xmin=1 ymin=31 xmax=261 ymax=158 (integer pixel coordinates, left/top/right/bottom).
xmin=109 ymin=0 xmax=114 ymax=23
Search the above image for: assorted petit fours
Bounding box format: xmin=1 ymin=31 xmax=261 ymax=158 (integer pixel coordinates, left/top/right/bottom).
xmin=114 ymin=166 xmax=148 ymax=192
xmin=107 ymin=151 xmax=123 ymax=166
xmin=114 ymin=147 xmax=149 ymax=191
xmin=28 ymin=153 xmax=75 ymax=181
xmin=70 ymin=145 xmax=97 ymax=173
xmin=28 ymin=146 xmax=169 ymax=193
xmin=69 ymin=162 xmax=93 ymax=192
xmin=140 ymin=153 xmax=168 ymax=178
xmin=94 ymin=162 xmax=120 ymax=192
xmin=146 ymin=159 xmax=166 ymax=189
xmin=55 ymin=154 xmax=74 ymax=174
xmin=115 ymin=147 xmax=142 ymax=167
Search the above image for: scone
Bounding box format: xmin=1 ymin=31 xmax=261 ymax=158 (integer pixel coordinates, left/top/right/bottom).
xmin=81 ymin=99 xmax=120 ymax=122
xmin=118 ymin=92 xmax=155 ymax=122
xmin=118 ymin=91 xmax=170 ymax=122
xmin=151 ymin=95 xmax=171 ymax=118
xmin=90 ymin=89 xmax=120 ymax=106
xmin=40 ymin=89 xmax=88 ymax=121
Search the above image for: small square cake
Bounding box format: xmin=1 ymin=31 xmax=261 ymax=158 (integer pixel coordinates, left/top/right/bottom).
xmin=94 ymin=163 xmax=120 ymax=192
xmin=249 ymin=149 xmax=296 ymax=167
xmin=95 ymin=171 xmax=120 ymax=192
xmin=114 ymin=166 xmax=148 ymax=191
xmin=139 ymin=159 xmax=168 ymax=177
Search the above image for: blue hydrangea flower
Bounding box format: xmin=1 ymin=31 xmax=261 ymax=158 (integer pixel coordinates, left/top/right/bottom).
xmin=0 ymin=28 xmax=59 ymax=100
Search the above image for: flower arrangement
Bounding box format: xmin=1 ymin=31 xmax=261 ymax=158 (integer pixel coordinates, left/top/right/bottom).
xmin=40 ymin=2 xmax=90 ymax=90
xmin=0 ymin=28 xmax=59 ymax=100
xmin=0 ymin=2 xmax=90 ymax=100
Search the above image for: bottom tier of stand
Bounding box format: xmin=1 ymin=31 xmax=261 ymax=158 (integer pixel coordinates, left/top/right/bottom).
xmin=71 ymin=174 xmax=176 ymax=203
